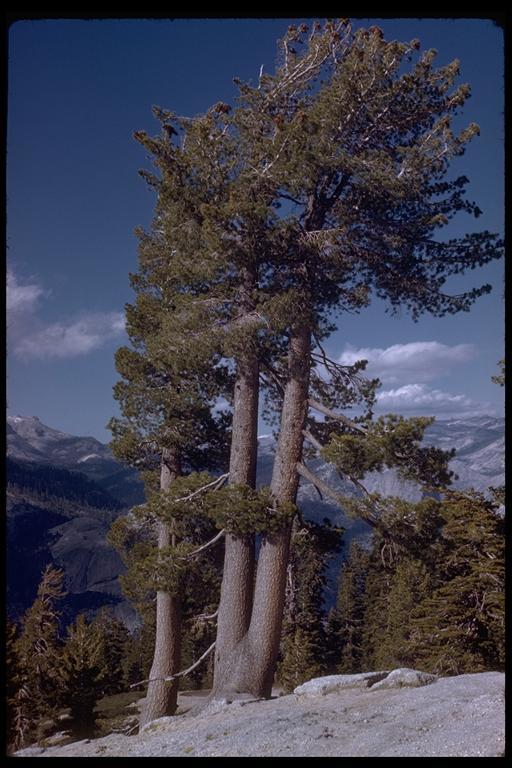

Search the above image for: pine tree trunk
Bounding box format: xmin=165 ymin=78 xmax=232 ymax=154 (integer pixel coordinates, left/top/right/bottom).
xmin=213 ymin=325 xmax=311 ymax=698
xmin=140 ymin=450 xmax=182 ymax=727
xmin=213 ymin=349 xmax=258 ymax=691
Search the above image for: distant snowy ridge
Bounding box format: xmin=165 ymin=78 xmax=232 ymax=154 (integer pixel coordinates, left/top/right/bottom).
xmin=77 ymin=453 xmax=102 ymax=463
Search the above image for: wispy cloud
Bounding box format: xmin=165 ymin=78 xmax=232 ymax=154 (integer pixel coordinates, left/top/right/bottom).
xmin=7 ymin=269 xmax=47 ymax=314
xmin=7 ymin=268 xmax=125 ymax=360
xmin=375 ymin=383 xmax=490 ymax=416
xmin=338 ymin=341 xmax=476 ymax=384
xmin=15 ymin=312 xmax=126 ymax=360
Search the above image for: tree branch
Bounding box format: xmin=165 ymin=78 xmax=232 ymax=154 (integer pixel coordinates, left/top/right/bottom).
xmin=296 ymin=461 xmax=344 ymax=505
xmin=279 ymin=191 xmax=304 ymax=206
xmin=261 ymin=360 xmax=285 ymax=394
xmin=302 ymin=433 xmax=372 ymax=498
xmin=180 ymin=529 xmax=225 ymax=560
xmin=299 ymin=440 xmax=378 ymax=527
xmin=302 ymin=428 xmax=323 ymax=453
xmin=308 ymin=398 xmax=367 ymax=434
xmin=173 ymin=473 xmax=229 ymax=504
xmin=130 ymin=642 xmax=216 ymax=689
xmin=193 ymin=608 xmax=219 ymax=623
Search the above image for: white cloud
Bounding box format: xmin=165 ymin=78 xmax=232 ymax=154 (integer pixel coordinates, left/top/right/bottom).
xmin=338 ymin=341 xmax=476 ymax=384
xmin=15 ymin=312 xmax=126 ymax=360
xmin=6 ymin=269 xmax=47 ymax=314
xmin=375 ymin=383 xmax=489 ymax=415
xmin=7 ymin=268 xmax=125 ymax=360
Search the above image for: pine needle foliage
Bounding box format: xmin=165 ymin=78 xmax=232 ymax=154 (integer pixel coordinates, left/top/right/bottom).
xmin=15 ymin=566 xmax=66 ymax=744
xmin=332 ymin=489 xmax=504 ymax=675
xmin=59 ymin=614 xmax=109 ymax=738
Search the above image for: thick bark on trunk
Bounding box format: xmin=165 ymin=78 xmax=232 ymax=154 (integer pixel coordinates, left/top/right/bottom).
xmin=213 ymin=350 xmax=259 ymax=692
xmin=213 ymin=325 xmax=311 ymax=698
xmin=140 ymin=450 xmax=182 ymax=727
xmin=213 ymin=265 xmax=260 ymax=694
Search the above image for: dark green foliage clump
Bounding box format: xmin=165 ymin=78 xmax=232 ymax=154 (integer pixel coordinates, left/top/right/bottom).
xmin=59 ymin=614 xmax=109 ymax=738
xmin=202 ymin=484 xmax=297 ymax=536
xmin=126 ymin=472 xmax=297 ymax=543
xmin=322 ymin=415 xmax=454 ymax=490
xmin=14 ymin=566 xmax=66 ymax=745
xmin=329 ymin=488 xmax=504 ymax=675
xmin=6 ymin=568 xmax=137 ymax=752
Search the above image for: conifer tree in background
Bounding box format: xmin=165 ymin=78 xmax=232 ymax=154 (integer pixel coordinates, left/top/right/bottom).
xmin=329 ymin=492 xmax=504 ymax=675
xmin=333 ymin=542 xmax=370 ymax=673
xmin=14 ymin=565 xmax=66 ymax=745
xmin=90 ymin=609 xmax=132 ymax=696
xmin=364 ymin=557 xmax=432 ymax=670
xmin=277 ymin=518 xmax=343 ymax=692
xmin=119 ymin=18 xmax=503 ymax=703
xmin=122 ymin=620 xmax=156 ymax=690
xmin=59 ymin=614 xmax=108 ymax=738
xmin=6 ymin=620 xmax=30 ymax=753
xmin=354 ymin=496 xmax=446 ymax=671
xmin=408 ymin=490 xmax=505 ymax=674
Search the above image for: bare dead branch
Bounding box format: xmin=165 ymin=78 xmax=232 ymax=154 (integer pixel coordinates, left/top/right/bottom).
xmin=225 ymin=310 xmax=268 ymax=331
xmin=130 ymin=642 xmax=216 ymax=689
xmin=180 ymin=529 xmax=225 ymax=560
xmin=308 ymin=398 xmax=367 ymax=434
xmin=193 ymin=608 xmax=219 ymax=623
xmin=173 ymin=473 xmax=229 ymax=504
xmin=261 ymin=360 xmax=286 ymax=394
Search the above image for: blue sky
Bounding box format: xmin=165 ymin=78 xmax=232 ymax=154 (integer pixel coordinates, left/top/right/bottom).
xmin=7 ymin=17 xmax=504 ymax=441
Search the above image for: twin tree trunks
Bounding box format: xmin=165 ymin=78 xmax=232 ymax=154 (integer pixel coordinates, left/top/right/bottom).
xmin=213 ymin=325 xmax=311 ymax=699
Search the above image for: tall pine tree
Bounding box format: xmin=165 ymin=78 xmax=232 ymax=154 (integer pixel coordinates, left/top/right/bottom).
xmin=120 ymin=18 xmax=502 ymax=701
xmin=109 ymin=139 xmax=234 ymax=724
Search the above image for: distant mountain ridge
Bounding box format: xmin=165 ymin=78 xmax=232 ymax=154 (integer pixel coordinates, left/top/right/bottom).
xmin=6 ymin=413 xmax=504 ymax=625
xmin=7 ymin=415 xmax=145 ymax=508
xmin=8 ymin=413 xmax=504 ymax=496
xmin=6 ymin=416 xmax=143 ymax=628
xmin=258 ymin=413 xmax=504 ymax=505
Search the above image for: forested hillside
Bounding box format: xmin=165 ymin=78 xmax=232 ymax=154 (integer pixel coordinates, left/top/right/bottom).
xmin=6 ymin=455 xmax=133 ymax=628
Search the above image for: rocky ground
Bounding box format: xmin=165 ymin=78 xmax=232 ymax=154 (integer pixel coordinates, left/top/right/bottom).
xmin=14 ymin=669 xmax=505 ymax=758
